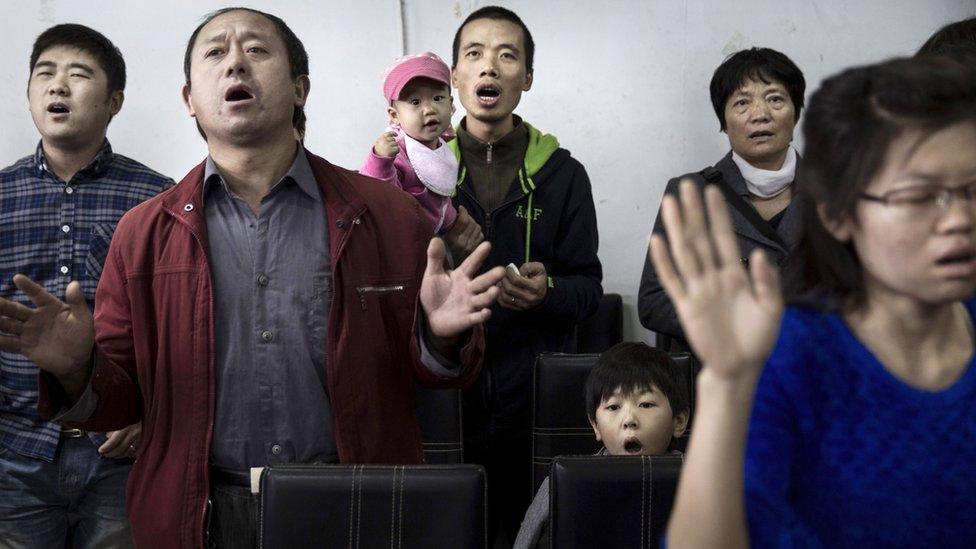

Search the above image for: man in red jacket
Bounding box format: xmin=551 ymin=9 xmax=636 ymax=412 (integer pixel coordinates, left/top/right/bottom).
xmin=0 ymin=8 xmax=505 ymax=549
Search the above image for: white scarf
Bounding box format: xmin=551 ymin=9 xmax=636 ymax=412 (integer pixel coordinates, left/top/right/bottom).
xmin=731 ymin=147 xmax=797 ymax=198
xmin=402 ymin=132 xmax=459 ymax=197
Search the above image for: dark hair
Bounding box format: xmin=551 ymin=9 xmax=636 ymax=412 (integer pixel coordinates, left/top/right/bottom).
xmin=709 ymin=47 xmax=805 ymax=131
xmin=184 ymin=7 xmax=309 ymax=138
xmin=452 ymin=6 xmax=534 ymax=73
xmin=30 ymin=24 xmax=126 ymax=93
xmin=584 ymin=342 xmax=689 ymax=423
xmin=917 ymin=17 xmax=976 ymax=57
xmin=786 ymin=56 xmax=976 ymax=309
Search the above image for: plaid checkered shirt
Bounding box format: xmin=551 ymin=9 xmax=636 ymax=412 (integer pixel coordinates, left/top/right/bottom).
xmin=0 ymin=140 xmax=173 ymax=461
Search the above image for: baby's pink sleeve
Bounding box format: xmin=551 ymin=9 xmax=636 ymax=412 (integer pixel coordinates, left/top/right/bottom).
xmin=360 ymin=149 xmax=400 ymax=186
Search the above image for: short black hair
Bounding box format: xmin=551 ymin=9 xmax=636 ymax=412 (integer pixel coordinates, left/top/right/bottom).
xmin=709 ymin=47 xmax=805 ymax=131
xmin=184 ymin=7 xmax=309 ymax=139
xmin=917 ymin=16 xmax=976 ymax=57
xmin=584 ymin=342 xmax=689 ymax=423
xmin=785 ymin=56 xmax=976 ymax=309
xmin=452 ymin=5 xmax=534 ymax=73
xmin=30 ymin=24 xmax=126 ymax=93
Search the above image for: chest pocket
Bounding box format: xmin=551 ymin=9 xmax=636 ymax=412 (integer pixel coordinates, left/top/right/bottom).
xmin=83 ymin=222 xmax=116 ymax=296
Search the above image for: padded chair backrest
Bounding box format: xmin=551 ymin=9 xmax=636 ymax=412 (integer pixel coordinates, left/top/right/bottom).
xmin=550 ymin=455 xmax=683 ymax=549
xmin=576 ymin=293 xmax=623 ymax=353
xmin=532 ymin=352 xmax=694 ymax=492
xmin=259 ymin=464 xmax=486 ymax=549
xmin=415 ymin=386 xmax=463 ymax=464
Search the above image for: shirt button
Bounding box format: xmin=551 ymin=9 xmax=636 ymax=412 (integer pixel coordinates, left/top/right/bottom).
xmin=61 ymin=225 xmax=70 ymax=233
xmin=336 ymin=220 xmax=345 ymax=229
xmin=65 ymin=187 xmax=74 ymax=194
xmin=184 ymin=204 xmax=194 ymax=212
xmin=60 ymin=265 xmax=69 ymax=274
xmin=261 ymin=330 xmax=275 ymax=342
xmin=257 ymin=274 xmax=269 ymax=287
xmin=270 ymin=444 xmax=282 ymax=456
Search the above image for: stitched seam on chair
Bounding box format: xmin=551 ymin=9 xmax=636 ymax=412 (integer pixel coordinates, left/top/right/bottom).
xmin=398 ymin=465 xmax=405 ymax=549
xmin=390 ymin=466 xmax=397 ymax=549
xmin=349 ymin=466 xmax=356 ymax=549
xmin=356 ymin=465 xmax=363 ymax=549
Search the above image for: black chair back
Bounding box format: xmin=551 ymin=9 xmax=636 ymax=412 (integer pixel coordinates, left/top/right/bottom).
xmin=550 ymin=455 xmax=683 ymax=549
xmin=415 ymin=386 xmax=463 ymax=464
xmin=259 ymin=464 xmax=486 ymax=548
xmin=532 ymin=352 xmax=693 ymax=491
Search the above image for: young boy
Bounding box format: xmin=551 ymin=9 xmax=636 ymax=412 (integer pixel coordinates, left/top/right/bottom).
xmin=361 ymin=52 xmax=468 ymax=236
xmin=513 ymin=342 xmax=690 ymax=549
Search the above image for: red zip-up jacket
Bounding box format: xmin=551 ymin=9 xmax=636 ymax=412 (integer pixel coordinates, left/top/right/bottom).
xmin=38 ymin=149 xmax=484 ymax=548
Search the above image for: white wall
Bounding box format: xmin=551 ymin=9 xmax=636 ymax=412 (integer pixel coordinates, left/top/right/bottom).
xmin=2 ymin=0 xmax=973 ymax=343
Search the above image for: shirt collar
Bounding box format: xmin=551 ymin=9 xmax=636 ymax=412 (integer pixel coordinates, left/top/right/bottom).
xmin=457 ymin=115 xmax=527 ymax=154
xmin=33 ymin=139 xmax=114 ymax=181
xmin=203 ymin=144 xmax=321 ymax=203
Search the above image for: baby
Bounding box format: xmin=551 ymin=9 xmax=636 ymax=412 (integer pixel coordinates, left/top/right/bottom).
xmin=360 ymin=52 xmax=462 ymax=235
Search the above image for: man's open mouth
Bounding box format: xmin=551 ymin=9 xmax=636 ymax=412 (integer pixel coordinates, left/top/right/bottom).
xmin=476 ymin=83 xmax=501 ymax=106
xmin=47 ymin=103 xmax=70 ymax=114
xmin=224 ymin=85 xmax=255 ymax=102
xmin=623 ymin=438 xmax=644 ymax=454
xmin=749 ymin=130 xmax=775 ymax=140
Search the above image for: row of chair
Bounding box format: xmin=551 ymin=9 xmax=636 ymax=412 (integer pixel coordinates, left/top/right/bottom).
xmin=256 ymin=294 xmax=690 ymax=547
xmin=258 ymin=456 xmax=682 ymax=548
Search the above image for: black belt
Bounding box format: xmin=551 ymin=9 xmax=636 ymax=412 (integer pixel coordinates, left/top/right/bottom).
xmin=210 ymin=465 xmax=252 ymax=488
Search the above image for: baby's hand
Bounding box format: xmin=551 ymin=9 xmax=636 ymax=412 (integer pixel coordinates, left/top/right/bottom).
xmin=374 ymin=131 xmax=399 ymax=158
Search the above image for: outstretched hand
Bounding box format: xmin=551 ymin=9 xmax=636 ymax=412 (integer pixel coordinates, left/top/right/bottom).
xmin=648 ymin=181 xmax=783 ymax=379
xmin=421 ymin=238 xmax=505 ymax=339
xmin=0 ymin=275 xmax=94 ymax=385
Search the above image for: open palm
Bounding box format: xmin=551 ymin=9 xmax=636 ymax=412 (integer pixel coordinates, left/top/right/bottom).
xmin=649 ymin=181 xmax=783 ymax=378
xmin=0 ymin=275 xmax=94 ymax=377
xmin=421 ymin=238 xmax=505 ymax=338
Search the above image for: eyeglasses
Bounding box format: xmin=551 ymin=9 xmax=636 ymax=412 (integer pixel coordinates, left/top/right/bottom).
xmin=858 ymin=182 xmax=976 ymax=217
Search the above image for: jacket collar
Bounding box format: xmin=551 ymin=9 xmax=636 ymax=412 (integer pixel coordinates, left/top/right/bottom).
xmin=715 ymin=150 xmax=805 ymax=256
xmin=162 ymin=148 xmax=368 ymax=260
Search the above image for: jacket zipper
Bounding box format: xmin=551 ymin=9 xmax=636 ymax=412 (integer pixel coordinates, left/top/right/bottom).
xmin=486 ymin=142 xmax=493 ymax=164
xmin=355 ymin=285 xmax=405 ymax=311
xmin=164 ymin=205 xmax=216 ymax=546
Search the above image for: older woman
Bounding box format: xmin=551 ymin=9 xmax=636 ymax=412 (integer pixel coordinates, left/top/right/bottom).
xmin=662 ymin=56 xmax=976 ymax=547
xmin=639 ymin=48 xmax=805 ymax=353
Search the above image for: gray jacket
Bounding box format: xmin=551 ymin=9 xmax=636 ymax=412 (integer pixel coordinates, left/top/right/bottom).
xmin=638 ymin=151 xmax=804 ymax=345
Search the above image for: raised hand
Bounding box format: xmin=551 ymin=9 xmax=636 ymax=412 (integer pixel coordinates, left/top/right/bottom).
xmin=374 ymin=131 xmax=400 ymax=158
xmin=421 ymin=238 xmax=505 ymax=339
xmin=0 ymin=275 xmax=94 ymax=383
xmin=648 ymin=181 xmax=783 ymax=378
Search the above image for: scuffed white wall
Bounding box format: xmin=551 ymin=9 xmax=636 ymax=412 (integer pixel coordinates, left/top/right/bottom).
xmin=2 ymin=1 xmax=973 ymax=343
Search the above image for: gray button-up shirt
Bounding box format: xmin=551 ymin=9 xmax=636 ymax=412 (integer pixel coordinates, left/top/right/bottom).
xmin=204 ymin=151 xmax=337 ymax=469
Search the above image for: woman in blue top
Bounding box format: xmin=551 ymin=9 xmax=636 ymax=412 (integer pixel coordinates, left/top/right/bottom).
xmin=657 ymin=55 xmax=976 ymax=548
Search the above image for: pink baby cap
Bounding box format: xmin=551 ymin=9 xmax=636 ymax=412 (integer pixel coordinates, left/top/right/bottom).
xmin=382 ymin=52 xmax=452 ymax=102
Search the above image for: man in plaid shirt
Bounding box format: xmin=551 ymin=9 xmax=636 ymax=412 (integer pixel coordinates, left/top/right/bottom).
xmin=0 ymin=24 xmax=172 ymax=547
